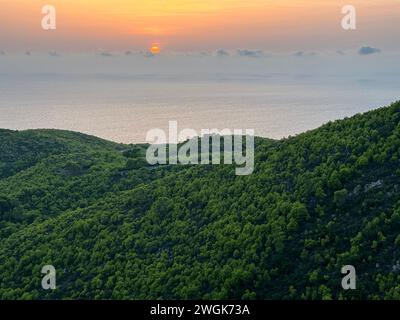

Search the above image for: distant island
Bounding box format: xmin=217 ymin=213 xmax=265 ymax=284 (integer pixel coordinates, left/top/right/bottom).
xmin=1 ymin=101 xmax=400 ymax=299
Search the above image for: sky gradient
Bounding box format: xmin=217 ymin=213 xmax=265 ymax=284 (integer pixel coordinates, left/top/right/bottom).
xmin=1 ymin=0 xmax=399 ymax=52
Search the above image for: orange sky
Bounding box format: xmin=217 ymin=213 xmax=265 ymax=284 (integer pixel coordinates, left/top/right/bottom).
xmin=1 ymin=0 xmax=399 ymax=52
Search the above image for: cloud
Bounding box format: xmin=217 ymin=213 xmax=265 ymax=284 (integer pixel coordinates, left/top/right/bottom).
xmin=215 ymin=49 xmax=230 ymax=57
xmin=336 ymin=50 xmax=346 ymax=56
xmin=99 ymin=51 xmax=113 ymax=57
xmin=48 ymin=51 xmax=60 ymax=57
xmin=358 ymin=46 xmax=381 ymax=55
xmin=25 ymin=51 xmax=31 ymax=56
xmin=293 ymin=51 xmax=316 ymax=57
xmin=237 ymin=49 xmax=266 ymax=58
xmin=199 ymin=51 xmax=212 ymax=56
xmin=0 ymin=50 xmax=5 ymax=56
xmin=124 ymin=50 xmax=144 ymax=56
xmin=144 ymin=51 xmax=155 ymax=58
xmin=128 ymin=50 xmax=155 ymax=58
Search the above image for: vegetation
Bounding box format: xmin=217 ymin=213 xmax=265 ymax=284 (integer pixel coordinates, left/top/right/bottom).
xmin=1 ymin=102 xmax=400 ymax=299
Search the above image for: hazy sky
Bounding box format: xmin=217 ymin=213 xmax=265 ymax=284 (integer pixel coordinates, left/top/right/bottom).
xmin=1 ymin=0 xmax=399 ymax=53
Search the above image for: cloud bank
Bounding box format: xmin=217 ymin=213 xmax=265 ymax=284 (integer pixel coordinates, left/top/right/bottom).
xmin=358 ymin=46 xmax=381 ymax=55
xmin=237 ymin=49 xmax=266 ymax=58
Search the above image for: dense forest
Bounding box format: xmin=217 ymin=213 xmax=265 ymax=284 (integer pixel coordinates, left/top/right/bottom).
xmin=1 ymin=101 xmax=400 ymax=300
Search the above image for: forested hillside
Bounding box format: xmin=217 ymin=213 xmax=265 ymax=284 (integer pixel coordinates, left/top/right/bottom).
xmin=1 ymin=102 xmax=400 ymax=300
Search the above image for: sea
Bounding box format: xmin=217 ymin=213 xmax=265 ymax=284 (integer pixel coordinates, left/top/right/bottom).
xmin=1 ymin=54 xmax=399 ymax=143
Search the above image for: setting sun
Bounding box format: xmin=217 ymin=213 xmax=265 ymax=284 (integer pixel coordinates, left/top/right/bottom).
xmin=150 ymin=44 xmax=161 ymax=54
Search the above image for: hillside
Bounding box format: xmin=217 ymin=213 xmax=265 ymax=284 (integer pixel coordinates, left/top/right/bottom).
xmin=1 ymin=102 xmax=400 ymax=300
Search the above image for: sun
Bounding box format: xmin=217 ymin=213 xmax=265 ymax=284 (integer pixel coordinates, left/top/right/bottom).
xmin=150 ymin=44 xmax=161 ymax=55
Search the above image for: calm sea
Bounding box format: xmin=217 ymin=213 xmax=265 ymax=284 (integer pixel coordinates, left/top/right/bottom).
xmin=0 ymin=73 xmax=398 ymax=143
